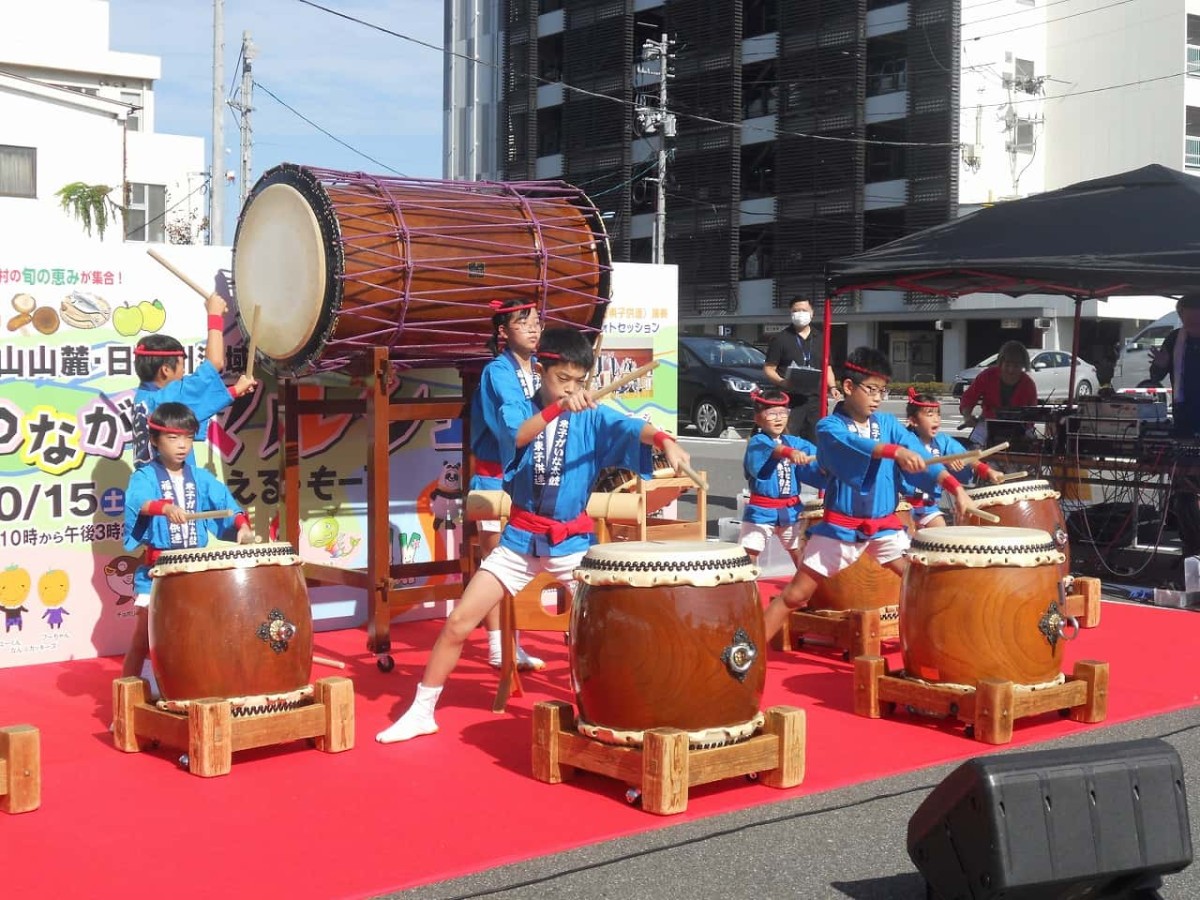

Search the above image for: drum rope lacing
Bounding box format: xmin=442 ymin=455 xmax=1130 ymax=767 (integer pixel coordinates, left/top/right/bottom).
xmin=155 ymin=545 xmax=299 ymax=564
xmin=577 ymin=712 xmax=766 ymax=749
xmin=909 ymin=537 xmax=1057 ymax=556
xmin=155 ymin=685 xmax=314 ymax=717
xmin=804 ymin=605 xmax=899 ymax=622
xmin=578 ymin=554 xmax=754 ymax=574
xmin=965 ymin=483 xmax=1059 ymax=505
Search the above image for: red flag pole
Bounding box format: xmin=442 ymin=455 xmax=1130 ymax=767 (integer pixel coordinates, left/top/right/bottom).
xmin=820 ymin=295 xmax=833 ymax=416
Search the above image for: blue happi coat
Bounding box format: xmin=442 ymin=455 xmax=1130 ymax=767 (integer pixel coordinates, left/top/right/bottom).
xmin=742 ymin=432 xmax=827 ymax=527
xmin=131 ymin=360 xmax=232 ymax=468
xmin=811 ymin=404 xmax=946 ymax=542
xmin=469 ymin=350 xmax=537 ymax=490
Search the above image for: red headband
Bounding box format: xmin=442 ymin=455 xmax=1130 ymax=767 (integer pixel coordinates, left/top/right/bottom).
xmin=148 ymin=422 xmax=194 ymax=436
xmin=907 ymin=387 xmax=939 ymax=408
xmin=535 ymin=350 xmax=562 ymax=361
xmin=134 ymin=347 xmax=184 ymax=357
xmin=750 ymin=390 xmax=790 ymax=408
xmin=844 ymin=360 xmax=889 ymax=382
xmin=490 ymin=300 xmax=537 ymax=314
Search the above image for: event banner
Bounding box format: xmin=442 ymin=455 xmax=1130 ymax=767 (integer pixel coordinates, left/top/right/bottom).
xmin=0 ymin=249 xmax=677 ymax=669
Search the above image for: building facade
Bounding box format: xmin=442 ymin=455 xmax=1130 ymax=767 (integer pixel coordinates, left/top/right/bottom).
xmin=0 ymin=0 xmax=206 ymax=246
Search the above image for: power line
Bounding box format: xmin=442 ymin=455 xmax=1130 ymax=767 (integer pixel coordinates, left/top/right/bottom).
xmin=253 ymin=80 xmax=406 ymax=177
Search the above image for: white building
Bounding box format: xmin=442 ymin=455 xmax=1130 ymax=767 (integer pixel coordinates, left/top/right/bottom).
xmin=444 ymin=0 xmax=504 ymax=182
xmin=0 ymin=0 xmax=206 ymax=245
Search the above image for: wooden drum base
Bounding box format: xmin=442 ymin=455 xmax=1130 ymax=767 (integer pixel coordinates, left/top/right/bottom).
xmin=853 ymin=657 xmax=1108 ymax=745
xmin=112 ymin=676 xmax=355 ymax=777
xmin=0 ymin=724 xmax=40 ymax=814
xmin=773 ymin=607 xmax=898 ymax=661
xmin=532 ymin=701 xmax=805 ymax=815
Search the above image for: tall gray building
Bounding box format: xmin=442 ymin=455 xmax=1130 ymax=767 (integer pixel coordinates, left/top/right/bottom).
xmin=446 ymin=0 xmax=959 ymax=356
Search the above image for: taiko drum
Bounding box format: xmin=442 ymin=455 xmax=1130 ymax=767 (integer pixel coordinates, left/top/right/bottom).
xmin=148 ymin=543 xmax=313 ymax=701
xmin=232 ymin=164 xmax=611 ymax=376
xmin=900 ymin=526 xmax=1072 ymax=687
xmin=961 ymin=479 xmax=1071 ymax=578
xmin=569 ymin=541 xmax=765 ymax=745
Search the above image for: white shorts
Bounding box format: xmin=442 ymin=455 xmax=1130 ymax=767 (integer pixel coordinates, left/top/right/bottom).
xmin=477 ymin=519 xmax=501 ymax=534
xmin=911 ymin=506 xmax=944 ymax=527
xmin=134 ymin=593 xmax=151 ymax=609
xmin=478 ymin=544 xmax=583 ymax=598
xmin=801 ymin=530 xmax=910 ymax=577
xmin=739 ymin=520 xmax=807 ymax=554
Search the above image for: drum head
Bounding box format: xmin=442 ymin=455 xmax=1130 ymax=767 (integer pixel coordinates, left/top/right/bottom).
xmin=907 ymin=525 xmax=1063 ymax=568
xmin=965 ymin=478 xmax=1058 ymax=506
xmin=150 ymin=542 xmax=302 ymax=577
xmin=233 ymin=182 xmax=328 ymax=365
xmin=575 ymin=540 xmax=758 ymax=587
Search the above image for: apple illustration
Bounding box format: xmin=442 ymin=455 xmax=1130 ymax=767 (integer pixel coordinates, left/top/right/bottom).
xmin=112 ymin=302 xmax=143 ymax=337
xmin=138 ymin=299 xmax=166 ymax=333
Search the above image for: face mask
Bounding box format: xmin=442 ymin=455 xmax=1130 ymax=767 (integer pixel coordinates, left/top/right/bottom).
xmin=791 ymin=312 xmax=812 ymax=328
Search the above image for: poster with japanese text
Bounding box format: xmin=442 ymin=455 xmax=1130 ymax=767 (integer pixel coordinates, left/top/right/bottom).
xmin=0 ymin=250 xmax=677 ymax=670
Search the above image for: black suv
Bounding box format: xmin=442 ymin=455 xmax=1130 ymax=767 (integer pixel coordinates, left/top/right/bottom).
xmin=677 ymin=335 xmax=774 ymax=437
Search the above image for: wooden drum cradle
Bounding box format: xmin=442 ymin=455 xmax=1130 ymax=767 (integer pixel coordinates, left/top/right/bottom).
xmin=532 ymin=541 xmax=805 ymax=815
xmin=232 ymin=164 xmax=611 ymax=375
xmin=854 ymin=527 xmax=1108 ymax=744
xmin=112 ymin=544 xmax=354 ymax=777
xmin=960 ymin=479 xmax=1071 ymax=578
xmin=774 ymin=501 xmax=912 ymax=660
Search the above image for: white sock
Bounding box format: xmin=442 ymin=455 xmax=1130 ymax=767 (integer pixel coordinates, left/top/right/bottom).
xmin=487 ymin=629 xmax=503 ymax=667
xmin=375 ymin=683 xmax=442 ymax=744
xmin=139 ymin=660 xmax=160 ymax=700
xmin=515 ymin=633 xmax=544 ymax=671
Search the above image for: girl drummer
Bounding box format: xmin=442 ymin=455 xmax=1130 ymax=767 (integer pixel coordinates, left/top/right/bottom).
xmin=470 ymin=298 xmax=545 ymax=671
xmin=121 ymin=402 xmax=255 ymax=695
xmin=762 ymin=348 xmax=976 ymax=643
xmin=739 ymin=388 xmax=827 ymax=567
xmin=900 ymin=389 xmax=1005 ymax=529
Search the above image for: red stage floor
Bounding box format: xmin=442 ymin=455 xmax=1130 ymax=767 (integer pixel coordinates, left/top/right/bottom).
xmin=2 ymin=597 xmax=1198 ymax=899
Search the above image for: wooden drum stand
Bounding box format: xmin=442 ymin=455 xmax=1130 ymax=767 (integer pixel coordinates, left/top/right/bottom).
xmin=0 ymin=724 xmax=40 ymax=813
xmin=113 ymin=676 xmax=354 ymax=777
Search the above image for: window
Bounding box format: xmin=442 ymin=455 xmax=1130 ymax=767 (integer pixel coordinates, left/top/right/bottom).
xmin=536 ymin=106 xmax=562 ymax=156
xmin=739 ymin=226 xmax=773 ymax=279
xmin=742 ymin=61 xmax=778 ymax=118
xmin=1007 ymin=117 xmax=1036 ymax=154
xmin=740 ymin=144 xmax=775 ymax=198
xmin=744 ymin=0 xmax=778 ymax=39
xmin=126 ymin=183 xmax=166 ymax=242
xmin=537 ymin=34 xmax=562 ymax=83
xmin=0 ymin=145 xmax=36 ymax=198
xmin=120 ymin=90 xmax=143 ymax=132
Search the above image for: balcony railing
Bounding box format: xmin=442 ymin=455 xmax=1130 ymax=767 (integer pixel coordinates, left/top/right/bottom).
xmin=1186 ymin=136 xmax=1200 ymax=168
xmin=1189 ymin=45 xmax=1200 ymax=75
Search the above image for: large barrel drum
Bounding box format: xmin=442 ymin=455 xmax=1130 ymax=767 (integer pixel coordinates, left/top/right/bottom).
xmin=232 ymin=164 xmax=611 ymax=376
xmin=570 ymin=541 xmax=765 ymax=746
xmin=900 ymin=526 xmax=1073 ymax=687
xmin=148 ymin=543 xmax=313 ymax=701
xmin=960 ymin=479 xmax=1071 ymax=577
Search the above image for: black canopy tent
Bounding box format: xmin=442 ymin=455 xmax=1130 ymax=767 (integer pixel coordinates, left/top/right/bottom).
xmin=823 ymin=164 xmax=1200 ymax=401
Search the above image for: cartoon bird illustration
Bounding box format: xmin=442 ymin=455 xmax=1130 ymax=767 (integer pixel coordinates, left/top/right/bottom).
xmin=0 ymin=565 xmax=32 ymax=632
xmin=416 ymin=462 xmax=464 ymax=586
xmin=308 ymin=517 xmax=339 ymax=553
xmin=103 ymin=555 xmax=140 ymax=605
xmin=38 ymin=569 xmax=70 ymax=629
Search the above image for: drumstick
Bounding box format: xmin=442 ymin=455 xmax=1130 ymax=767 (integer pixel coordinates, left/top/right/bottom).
xmin=244 ymin=305 xmax=262 ymax=381
xmin=146 ymin=248 xmax=211 ymax=300
xmin=998 ymin=471 xmax=1028 ymax=483
xmin=590 ymin=360 xmax=659 ymax=403
xmin=590 ymin=331 xmax=605 ymax=389
xmin=312 ymin=654 xmax=347 ymax=670
xmin=933 ymin=441 xmax=1010 ymax=467
xmin=965 ymin=506 xmax=1002 ymax=524
xmin=184 ymin=509 xmax=235 ymax=520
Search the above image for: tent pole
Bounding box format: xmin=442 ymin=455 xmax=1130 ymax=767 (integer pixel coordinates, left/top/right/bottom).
xmin=1067 ymin=295 xmax=1084 ymax=407
xmin=821 ymin=294 xmax=833 ymax=416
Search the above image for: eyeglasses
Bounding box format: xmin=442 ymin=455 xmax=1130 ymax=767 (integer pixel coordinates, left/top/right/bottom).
xmin=854 ymin=382 xmax=890 ymax=400
xmin=759 ymin=408 xmax=789 ymax=419
xmin=506 ymin=319 xmax=543 ymax=332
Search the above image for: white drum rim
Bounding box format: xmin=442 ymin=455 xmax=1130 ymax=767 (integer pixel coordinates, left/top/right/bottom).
xmin=906 ymin=525 xmax=1065 ymax=568
xmin=150 ymin=541 xmax=302 ymax=577
xmin=574 ymin=539 xmax=759 ymax=586
xmin=232 ymin=182 xmax=328 ymax=363
xmin=964 ymin=478 xmax=1060 ymax=507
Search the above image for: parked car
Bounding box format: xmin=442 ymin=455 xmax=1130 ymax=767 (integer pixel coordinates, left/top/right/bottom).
xmin=677 ymin=336 xmax=774 ymax=437
xmin=1111 ymin=311 xmax=1180 ymax=391
xmin=952 ymin=349 xmax=1098 ymax=401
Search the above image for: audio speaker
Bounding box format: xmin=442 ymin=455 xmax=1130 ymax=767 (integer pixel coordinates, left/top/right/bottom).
xmin=908 ymin=739 xmax=1192 ymax=899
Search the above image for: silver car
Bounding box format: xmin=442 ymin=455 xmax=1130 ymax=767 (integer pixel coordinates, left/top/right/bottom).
xmin=952 ymin=349 xmax=1098 ymax=401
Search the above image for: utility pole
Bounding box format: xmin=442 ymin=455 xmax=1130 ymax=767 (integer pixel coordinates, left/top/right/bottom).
xmin=230 ymin=31 xmax=256 ymax=209
xmin=209 ymin=0 xmax=225 ymax=245
xmin=636 ymin=33 xmax=675 ymax=264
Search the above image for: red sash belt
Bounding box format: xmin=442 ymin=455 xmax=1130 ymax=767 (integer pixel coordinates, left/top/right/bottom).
xmin=474 ymin=459 xmax=504 ymax=479
xmin=904 ymin=495 xmax=933 ymax=509
xmin=508 ymin=507 xmax=594 ymax=545
xmin=145 ymin=548 xmax=162 ymax=567
xmin=748 ymin=493 xmax=801 ymax=509
xmin=822 ymin=509 xmax=905 ymax=536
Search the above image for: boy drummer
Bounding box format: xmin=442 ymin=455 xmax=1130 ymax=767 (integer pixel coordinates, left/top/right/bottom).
xmin=763 ymin=347 xmax=976 ymax=642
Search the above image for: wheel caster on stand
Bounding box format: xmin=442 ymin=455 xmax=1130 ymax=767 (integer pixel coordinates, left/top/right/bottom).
xmin=625 ymin=787 xmax=642 ymax=805
xmin=745 ymin=771 xmax=759 ymax=782
xmin=178 ymin=753 xmax=189 ymax=770
xmin=377 ymin=655 xmax=395 ymax=673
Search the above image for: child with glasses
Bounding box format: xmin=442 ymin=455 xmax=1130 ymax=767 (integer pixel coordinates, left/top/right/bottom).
xmin=762 ymin=347 xmax=975 ymax=642
xmin=469 ymin=298 xmax=545 ymax=670
xmin=738 ymin=388 xmax=827 ymax=568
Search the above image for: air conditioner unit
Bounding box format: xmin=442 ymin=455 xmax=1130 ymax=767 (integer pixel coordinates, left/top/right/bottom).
xmin=934 ymin=319 xmax=952 ymax=331
xmin=1034 ymin=317 xmax=1052 ymax=330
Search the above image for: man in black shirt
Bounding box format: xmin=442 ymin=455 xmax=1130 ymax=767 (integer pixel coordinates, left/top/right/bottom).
xmin=762 ymin=297 xmax=839 ymax=441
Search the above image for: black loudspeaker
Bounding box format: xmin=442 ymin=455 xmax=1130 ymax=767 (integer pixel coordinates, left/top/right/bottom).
xmin=908 ymin=739 xmax=1193 ymax=899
